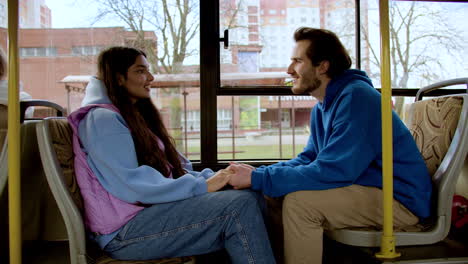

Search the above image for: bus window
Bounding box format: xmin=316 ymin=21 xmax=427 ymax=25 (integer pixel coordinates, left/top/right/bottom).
xmin=15 ymin=0 xmax=201 ymax=159
xmin=363 ymin=0 xmax=468 ymax=118
xmin=209 ymin=0 xmax=467 ymax=162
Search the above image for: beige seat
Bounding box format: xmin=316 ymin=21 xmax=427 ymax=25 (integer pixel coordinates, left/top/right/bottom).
xmin=0 ymin=103 xmax=7 ymax=259
xmin=0 ymin=99 xmax=66 ymax=198
xmin=326 ymin=79 xmax=468 ymax=247
xmin=0 ymin=103 xmax=7 ymax=196
xmin=0 ymin=100 xmax=68 ymax=262
xmin=36 ymin=117 xmax=194 ymax=264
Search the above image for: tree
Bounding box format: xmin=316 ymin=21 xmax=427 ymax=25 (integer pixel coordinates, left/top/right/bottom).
xmin=92 ymin=0 xmax=244 ymax=152
xmin=93 ymin=0 xmax=199 ymax=74
xmin=362 ymin=1 xmax=464 ymax=116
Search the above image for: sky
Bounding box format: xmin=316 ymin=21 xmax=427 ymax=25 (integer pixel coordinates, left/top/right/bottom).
xmin=44 ymin=0 xmax=200 ymax=64
xmin=44 ymin=0 xmax=126 ymax=28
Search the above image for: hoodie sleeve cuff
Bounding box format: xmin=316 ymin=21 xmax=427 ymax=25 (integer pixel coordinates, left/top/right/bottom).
xmin=192 ymin=177 xmax=208 ymax=195
xmin=251 ymin=170 xmax=264 ymax=191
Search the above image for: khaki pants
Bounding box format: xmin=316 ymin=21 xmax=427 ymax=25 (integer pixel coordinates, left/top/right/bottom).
xmin=266 ymin=185 xmax=419 ymax=264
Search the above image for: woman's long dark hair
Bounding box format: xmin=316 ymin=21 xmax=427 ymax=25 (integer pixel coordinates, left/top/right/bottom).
xmin=97 ymin=46 xmax=185 ymax=178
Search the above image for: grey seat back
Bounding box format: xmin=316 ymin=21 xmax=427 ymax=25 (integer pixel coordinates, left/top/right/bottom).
xmin=0 ymin=104 xmax=7 ymax=195
xmin=36 ymin=118 xmax=87 ymax=264
xmin=0 ymin=119 xmax=67 ymax=262
xmin=0 ymin=100 xmax=68 ymax=262
xmin=326 ymin=93 xmax=468 ymax=247
xmin=0 ymin=103 xmax=7 ymax=259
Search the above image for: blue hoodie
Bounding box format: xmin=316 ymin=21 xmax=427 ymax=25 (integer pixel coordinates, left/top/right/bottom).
xmin=78 ymin=77 xmax=214 ymax=247
xmin=251 ymin=70 xmax=432 ymax=219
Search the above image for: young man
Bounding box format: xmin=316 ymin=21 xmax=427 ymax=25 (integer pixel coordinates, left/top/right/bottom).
xmin=228 ymin=27 xmax=432 ymax=264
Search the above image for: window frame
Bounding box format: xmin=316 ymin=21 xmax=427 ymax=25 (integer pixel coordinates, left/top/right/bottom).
xmin=198 ymin=0 xmax=467 ymax=168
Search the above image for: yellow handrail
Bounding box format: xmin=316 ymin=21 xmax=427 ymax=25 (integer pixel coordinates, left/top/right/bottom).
xmin=376 ymin=0 xmax=400 ymax=259
xmin=7 ymin=0 xmax=22 ymax=264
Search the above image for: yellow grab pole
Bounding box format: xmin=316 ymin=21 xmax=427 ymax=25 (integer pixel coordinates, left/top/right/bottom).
xmin=7 ymin=0 xmax=22 ymax=263
xmin=376 ymin=0 xmax=400 ymax=259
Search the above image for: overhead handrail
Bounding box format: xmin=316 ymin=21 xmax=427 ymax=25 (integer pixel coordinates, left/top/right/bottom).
xmin=19 ymin=100 xmax=66 ymax=123
xmin=416 ymin=78 xmax=468 ymax=101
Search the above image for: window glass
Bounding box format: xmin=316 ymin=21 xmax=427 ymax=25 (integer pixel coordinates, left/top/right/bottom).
xmin=220 ymin=0 xmax=356 ymax=81
xmin=15 ymin=0 xmax=200 ymax=157
xmin=0 ymin=2 xmax=6 ymax=26
xmin=217 ymin=95 xmax=311 ymax=160
xmin=72 ymin=46 xmax=103 ymax=56
xmin=362 ymin=0 xmax=468 ymax=116
xmin=20 ymin=47 xmax=56 ymax=57
xmin=218 ymin=0 xmax=355 ymax=160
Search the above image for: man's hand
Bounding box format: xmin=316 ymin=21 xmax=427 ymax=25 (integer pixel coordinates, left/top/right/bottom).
xmin=227 ymin=163 xmax=254 ymax=190
xmin=206 ymin=169 xmax=233 ymax=192
xmin=229 ymin=161 xmax=255 ymax=170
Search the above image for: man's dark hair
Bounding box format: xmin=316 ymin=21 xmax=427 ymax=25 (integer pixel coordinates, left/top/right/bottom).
xmin=294 ymin=27 xmax=352 ymax=78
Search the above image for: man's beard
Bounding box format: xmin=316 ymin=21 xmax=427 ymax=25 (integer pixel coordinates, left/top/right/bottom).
xmin=293 ymin=77 xmax=321 ymax=95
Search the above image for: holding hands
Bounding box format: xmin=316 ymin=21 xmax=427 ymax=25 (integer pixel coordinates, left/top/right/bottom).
xmin=227 ymin=162 xmax=255 ymax=190
xmin=206 ymin=162 xmax=256 ymax=192
xmin=206 ymin=168 xmax=234 ymax=192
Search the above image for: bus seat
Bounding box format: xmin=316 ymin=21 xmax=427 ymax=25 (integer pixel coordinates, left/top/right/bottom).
xmin=326 ymin=84 xmax=468 ymax=247
xmin=0 ymin=103 xmax=6 ymax=196
xmin=0 ymin=120 xmax=68 ymax=252
xmin=0 ymin=103 xmax=7 ymax=259
xmin=0 ymin=99 xmax=66 ymax=198
xmin=36 ymin=117 xmax=194 ymax=264
xmin=21 ymin=120 xmax=68 ymax=241
xmin=0 ymin=101 xmax=69 ymax=261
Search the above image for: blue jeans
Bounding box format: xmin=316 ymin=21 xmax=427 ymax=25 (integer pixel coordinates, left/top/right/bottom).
xmin=104 ymin=189 xmax=276 ymax=264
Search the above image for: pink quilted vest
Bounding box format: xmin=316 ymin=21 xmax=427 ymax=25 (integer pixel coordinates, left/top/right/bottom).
xmin=68 ymin=104 xmax=143 ymax=234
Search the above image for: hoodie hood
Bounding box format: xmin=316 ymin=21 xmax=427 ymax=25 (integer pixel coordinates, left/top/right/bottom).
xmin=81 ymin=77 xmax=112 ymax=106
xmin=321 ymin=69 xmax=374 ymax=110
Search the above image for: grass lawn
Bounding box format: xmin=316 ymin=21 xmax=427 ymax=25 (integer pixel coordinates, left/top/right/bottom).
xmin=182 ymin=144 xmax=306 ymax=161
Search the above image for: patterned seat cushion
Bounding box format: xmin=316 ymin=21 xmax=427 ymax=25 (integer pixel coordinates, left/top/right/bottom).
xmin=405 ymin=96 xmax=463 ymax=179
xmin=48 ymin=118 xmax=84 ymax=212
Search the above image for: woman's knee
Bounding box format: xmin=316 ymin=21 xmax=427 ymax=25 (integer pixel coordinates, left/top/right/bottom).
xmin=215 ymin=189 xmax=256 ymax=206
xmin=225 ymin=190 xmax=265 ymax=217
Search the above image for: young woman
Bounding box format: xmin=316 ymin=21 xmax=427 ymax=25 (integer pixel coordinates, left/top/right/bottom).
xmin=68 ymin=46 xmax=275 ymax=263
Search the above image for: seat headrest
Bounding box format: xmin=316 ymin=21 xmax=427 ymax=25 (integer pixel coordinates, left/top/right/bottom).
xmin=406 ymin=96 xmax=463 ymax=178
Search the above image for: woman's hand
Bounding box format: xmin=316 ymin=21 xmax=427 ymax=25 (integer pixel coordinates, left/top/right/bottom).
xmin=206 ymin=169 xmax=233 ymax=192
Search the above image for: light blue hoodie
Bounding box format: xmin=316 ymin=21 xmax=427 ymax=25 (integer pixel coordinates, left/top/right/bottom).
xmin=78 ymin=77 xmax=214 ymax=248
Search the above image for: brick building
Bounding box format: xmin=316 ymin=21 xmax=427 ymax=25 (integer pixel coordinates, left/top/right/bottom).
xmin=16 ymin=27 xmax=156 ymax=112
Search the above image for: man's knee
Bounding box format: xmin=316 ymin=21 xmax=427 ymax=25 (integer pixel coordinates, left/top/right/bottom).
xmin=283 ymin=191 xmax=324 ymax=226
xmin=283 ymin=192 xmax=302 ymax=215
xmin=283 ymin=191 xmax=324 ymax=212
